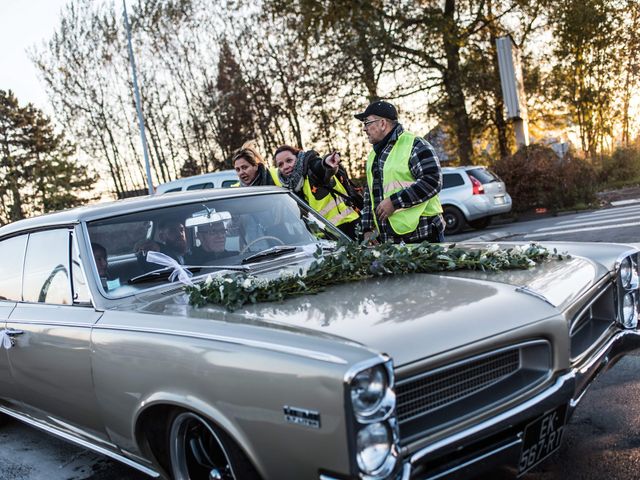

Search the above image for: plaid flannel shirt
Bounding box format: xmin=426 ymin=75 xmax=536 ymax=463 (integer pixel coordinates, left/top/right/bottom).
xmin=361 ymin=124 xmax=445 ymax=243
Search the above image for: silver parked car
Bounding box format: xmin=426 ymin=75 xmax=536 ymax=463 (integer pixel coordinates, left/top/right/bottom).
xmin=0 ymin=187 xmax=638 ymax=480
xmin=440 ymin=166 xmax=512 ymax=234
xmin=156 ymin=170 xmax=239 ymax=194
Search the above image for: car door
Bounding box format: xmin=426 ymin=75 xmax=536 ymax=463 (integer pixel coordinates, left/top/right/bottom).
xmin=0 ymin=234 xmax=28 ymax=410
xmin=6 ymin=227 xmax=110 ymax=445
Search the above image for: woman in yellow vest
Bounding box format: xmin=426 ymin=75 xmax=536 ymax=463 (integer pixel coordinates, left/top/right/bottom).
xmin=272 ymin=145 xmax=361 ymax=240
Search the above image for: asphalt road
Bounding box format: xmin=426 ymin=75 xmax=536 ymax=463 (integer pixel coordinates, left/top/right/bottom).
xmin=2 ymin=201 xmax=640 ymax=480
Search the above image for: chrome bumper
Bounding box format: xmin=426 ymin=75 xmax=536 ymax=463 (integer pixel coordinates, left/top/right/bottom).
xmin=400 ymin=328 xmax=640 ymax=480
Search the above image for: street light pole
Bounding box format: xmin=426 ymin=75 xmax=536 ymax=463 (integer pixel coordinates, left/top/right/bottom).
xmin=123 ymin=0 xmax=154 ymax=195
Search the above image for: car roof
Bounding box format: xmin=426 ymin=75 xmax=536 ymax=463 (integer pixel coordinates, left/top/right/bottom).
xmin=0 ymin=186 xmax=284 ymax=239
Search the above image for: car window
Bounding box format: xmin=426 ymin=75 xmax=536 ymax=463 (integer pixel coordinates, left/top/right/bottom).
xmin=186 ymin=182 xmax=214 ymax=191
xmin=0 ymin=235 xmax=28 ymax=301
xmin=23 ymin=229 xmax=72 ymax=305
xmin=90 ymin=220 xmax=151 ymax=256
xmin=221 ymin=180 xmax=238 ymax=188
xmin=467 ymin=168 xmax=499 ymax=184
xmin=165 ymin=187 xmax=182 ymax=193
xmin=86 ymin=192 xmax=344 ymax=296
xmin=442 ymin=173 xmax=465 ymax=189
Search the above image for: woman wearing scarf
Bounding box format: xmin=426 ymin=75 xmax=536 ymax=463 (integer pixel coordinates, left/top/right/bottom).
xmin=232 ymin=141 xmax=275 ymax=186
xmin=273 ymin=146 xmax=361 ymax=240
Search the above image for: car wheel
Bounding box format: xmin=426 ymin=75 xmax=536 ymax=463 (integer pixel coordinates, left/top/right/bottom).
xmin=168 ymin=411 xmax=259 ymax=480
xmin=443 ymin=206 xmax=465 ymax=235
xmin=468 ymin=217 xmax=491 ymax=230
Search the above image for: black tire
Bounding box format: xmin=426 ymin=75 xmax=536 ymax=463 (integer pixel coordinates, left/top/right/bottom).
xmin=443 ymin=206 xmax=465 ymax=235
xmin=168 ymin=410 xmax=260 ymax=480
xmin=468 ymin=217 xmax=491 ymax=230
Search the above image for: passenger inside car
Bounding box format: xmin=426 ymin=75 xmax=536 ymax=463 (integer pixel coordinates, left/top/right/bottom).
xmin=187 ymin=220 xmax=238 ymax=265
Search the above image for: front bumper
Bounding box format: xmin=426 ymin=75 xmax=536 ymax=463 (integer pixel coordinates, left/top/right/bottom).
xmin=399 ymin=328 xmax=640 ymax=480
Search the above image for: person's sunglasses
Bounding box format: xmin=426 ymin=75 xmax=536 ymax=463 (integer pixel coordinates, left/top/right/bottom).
xmin=363 ymin=118 xmax=382 ymax=128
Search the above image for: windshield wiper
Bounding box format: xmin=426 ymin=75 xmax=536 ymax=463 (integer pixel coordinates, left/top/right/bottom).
xmin=242 ymin=245 xmax=298 ymax=264
xmin=128 ymin=264 xmax=250 ymax=285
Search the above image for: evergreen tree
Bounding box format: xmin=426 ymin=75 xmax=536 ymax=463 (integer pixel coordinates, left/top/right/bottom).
xmin=0 ymin=90 xmax=96 ymax=225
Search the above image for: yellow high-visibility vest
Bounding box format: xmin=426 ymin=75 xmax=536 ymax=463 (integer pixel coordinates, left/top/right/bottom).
xmin=271 ymin=168 xmax=359 ymax=227
xmin=366 ymin=132 xmax=442 ymax=235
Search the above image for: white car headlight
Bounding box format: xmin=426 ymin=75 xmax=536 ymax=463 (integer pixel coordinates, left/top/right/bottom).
xmin=350 ymin=366 xmax=388 ymax=416
xmin=620 ymin=257 xmax=633 ymax=289
xmin=356 ymin=422 xmax=391 ymax=474
xmin=622 ymin=292 xmax=638 ymax=329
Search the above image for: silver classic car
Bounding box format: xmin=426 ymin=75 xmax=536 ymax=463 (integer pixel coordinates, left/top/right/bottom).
xmin=0 ymin=187 xmax=639 ymax=480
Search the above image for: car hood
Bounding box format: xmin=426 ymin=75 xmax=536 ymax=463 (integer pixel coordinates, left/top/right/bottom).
xmin=120 ymin=249 xmax=611 ymax=366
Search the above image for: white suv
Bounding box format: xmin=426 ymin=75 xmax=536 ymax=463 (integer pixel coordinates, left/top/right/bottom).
xmin=155 ymin=170 xmax=238 ymax=194
xmin=439 ymin=166 xmax=512 ymax=234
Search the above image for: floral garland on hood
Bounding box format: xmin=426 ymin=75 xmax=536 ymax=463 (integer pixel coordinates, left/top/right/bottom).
xmin=185 ymin=241 xmax=567 ymax=311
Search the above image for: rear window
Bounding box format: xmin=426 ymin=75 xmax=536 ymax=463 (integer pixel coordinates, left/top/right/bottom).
xmin=186 ymin=182 xmax=214 ymax=191
xmin=165 ymin=187 xmax=182 ymax=193
xmin=467 ymin=168 xmax=500 ymax=184
xmin=442 ymin=173 xmax=465 ymax=189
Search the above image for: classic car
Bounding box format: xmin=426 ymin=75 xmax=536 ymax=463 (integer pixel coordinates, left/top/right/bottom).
xmin=0 ymin=186 xmax=638 ymax=480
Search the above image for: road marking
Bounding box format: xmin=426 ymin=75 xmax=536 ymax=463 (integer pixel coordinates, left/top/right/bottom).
xmin=524 ymin=220 xmax=640 ymax=238
xmin=536 ymin=213 xmax=640 ymax=231
xmin=611 ymin=198 xmax=640 ymax=206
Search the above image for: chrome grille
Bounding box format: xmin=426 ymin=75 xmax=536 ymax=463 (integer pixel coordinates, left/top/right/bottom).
xmin=396 ymin=349 xmax=519 ymax=423
xmin=395 ymin=341 xmax=551 ymax=444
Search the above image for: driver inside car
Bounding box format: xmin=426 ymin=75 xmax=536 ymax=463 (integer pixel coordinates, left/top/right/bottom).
xmin=187 ymin=220 xmax=239 ymax=265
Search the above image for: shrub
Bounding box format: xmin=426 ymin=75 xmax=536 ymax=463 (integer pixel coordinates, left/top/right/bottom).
xmin=493 ymin=143 xmax=597 ymax=213
xmin=599 ymin=146 xmax=640 ymax=186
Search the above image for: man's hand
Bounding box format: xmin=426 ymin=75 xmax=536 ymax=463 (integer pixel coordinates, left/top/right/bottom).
xmin=363 ymin=230 xmax=379 ymax=245
xmin=375 ymin=198 xmax=396 ymax=222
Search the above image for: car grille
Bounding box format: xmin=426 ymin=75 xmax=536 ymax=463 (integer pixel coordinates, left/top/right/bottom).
xmin=395 ymin=341 xmax=551 ymax=444
xmin=570 ymin=282 xmax=616 ymax=359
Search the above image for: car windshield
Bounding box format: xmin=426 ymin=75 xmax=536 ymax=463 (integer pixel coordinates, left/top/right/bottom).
xmin=86 ymin=192 xmax=344 ymax=297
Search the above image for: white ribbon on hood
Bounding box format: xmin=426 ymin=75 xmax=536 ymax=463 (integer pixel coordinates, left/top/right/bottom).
xmin=146 ymin=251 xmax=194 ymax=286
xmin=0 ymin=330 xmax=13 ymax=350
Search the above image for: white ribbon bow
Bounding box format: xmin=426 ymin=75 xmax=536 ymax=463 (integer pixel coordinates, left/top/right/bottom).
xmin=146 ymin=251 xmax=194 ymax=286
xmin=0 ymin=330 xmax=13 ymax=350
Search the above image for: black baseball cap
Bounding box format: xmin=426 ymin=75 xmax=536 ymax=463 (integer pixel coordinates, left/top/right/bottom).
xmin=354 ymin=100 xmax=398 ymax=121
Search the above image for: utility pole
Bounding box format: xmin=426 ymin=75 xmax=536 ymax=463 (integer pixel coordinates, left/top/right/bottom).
xmin=123 ymin=0 xmax=154 ymax=195
xmin=496 ymin=36 xmax=530 ymax=148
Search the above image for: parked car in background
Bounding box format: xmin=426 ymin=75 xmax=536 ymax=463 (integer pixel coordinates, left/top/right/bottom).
xmin=155 ymin=170 xmax=238 ymax=194
xmin=440 ymin=166 xmax=512 ymax=234
xmin=0 ymin=187 xmax=638 ymax=480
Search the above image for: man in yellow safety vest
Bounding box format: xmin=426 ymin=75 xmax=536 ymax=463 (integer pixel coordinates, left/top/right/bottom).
xmin=355 ymin=100 xmax=445 ymax=244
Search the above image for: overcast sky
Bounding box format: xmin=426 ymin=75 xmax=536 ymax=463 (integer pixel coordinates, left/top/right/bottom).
xmin=1 ymin=0 xmax=70 ymax=113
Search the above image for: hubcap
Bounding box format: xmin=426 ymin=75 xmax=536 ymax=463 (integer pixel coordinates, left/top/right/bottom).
xmin=170 ymin=412 xmax=236 ymax=480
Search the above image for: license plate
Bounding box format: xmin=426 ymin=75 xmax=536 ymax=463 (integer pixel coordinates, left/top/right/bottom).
xmin=494 ymin=195 xmax=505 ymax=205
xmin=517 ymin=404 xmax=567 ymax=476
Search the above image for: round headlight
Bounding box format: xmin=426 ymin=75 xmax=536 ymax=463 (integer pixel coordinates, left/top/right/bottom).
xmin=622 ymin=292 xmax=637 ymax=329
xmin=350 ymin=366 xmax=387 ymax=416
xmin=356 ymin=422 xmax=391 ymax=474
xmin=620 ymin=257 xmax=633 ymax=289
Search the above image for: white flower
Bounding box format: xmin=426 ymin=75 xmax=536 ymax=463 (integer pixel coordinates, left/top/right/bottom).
xmin=224 ymin=278 xmax=233 ymax=283
xmin=219 ymin=285 xmax=225 ymax=299
xmin=242 ymin=278 xmax=253 ymax=289
xmin=372 ymin=250 xmax=381 ymax=258
xmin=486 ymin=243 xmax=499 ymax=253
xmin=204 ymin=274 xmax=213 ymax=285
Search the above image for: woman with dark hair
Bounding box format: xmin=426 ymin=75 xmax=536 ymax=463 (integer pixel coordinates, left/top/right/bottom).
xmin=232 ymin=141 xmax=275 ymax=187
xmin=273 ymin=146 xmax=361 ymax=240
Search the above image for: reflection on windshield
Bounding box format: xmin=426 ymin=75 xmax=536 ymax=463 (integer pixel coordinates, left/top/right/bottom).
xmin=87 ymin=192 xmax=343 ymax=296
